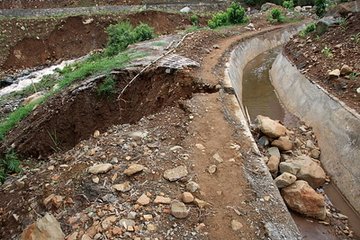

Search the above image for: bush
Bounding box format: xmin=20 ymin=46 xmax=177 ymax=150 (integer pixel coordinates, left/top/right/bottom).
xmin=0 ymin=150 xmax=21 ymax=184
xmin=208 ymin=2 xmax=247 ymax=29
xmin=315 ymin=0 xmax=327 ymax=17
xmin=190 ymin=14 xmax=199 ymax=26
xmin=268 ymin=8 xmax=285 ymax=23
xmin=283 ymin=0 xmax=294 ymax=9
xmin=105 ymin=22 xmax=154 ymax=56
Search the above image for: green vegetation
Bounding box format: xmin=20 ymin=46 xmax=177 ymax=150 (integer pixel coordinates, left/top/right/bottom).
xmin=315 ymin=0 xmax=327 ymax=17
xmin=321 ymin=46 xmax=333 ymax=58
xmin=105 ymin=22 xmax=154 ymax=56
xmin=208 ymin=2 xmax=247 ymax=29
xmin=268 ymin=8 xmax=285 ymax=23
xmin=351 ymin=32 xmax=360 ymax=44
xmin=282 ymin=0 xmax=294 ymax=10
xmin=97 ymin=75 xmax=117 ymax=97
xmin=0 ymin=150 xmax=21 ymax=184
xmin=349 ymin=72 xmax=359 ymax=81
xmin=0 ymin=22 xmax=153 ymax=141
xmin=190 ymin=14 xmax=200 ymax=26
xmin=299 ymin=22 xmax=316 ymax=38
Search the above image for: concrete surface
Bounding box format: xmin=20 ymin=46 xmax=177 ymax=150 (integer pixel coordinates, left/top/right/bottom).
xmin=270 ymin=53 xmax=360 ymax=213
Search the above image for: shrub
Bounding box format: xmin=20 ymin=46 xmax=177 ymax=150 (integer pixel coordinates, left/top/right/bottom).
xmin=283 ymin=0 xmax=294 ymax=9
xmin=315 ymin=0 xmax=327 ymax=17
xmin=190 ymin=14 xmax=200 ymax=26
xmin=268 ymin=8 xmax=285 ymax=23
xmin=0 ymin=150 xmax=21 ymax=184
xmin=208 ymin=2 xmax=247 ymax=29
xmin=227 ymin=2 xmax=247 ymax=24
xmin=299 ymin=22 xmax=316 ymax=37
xmin=105 ymin=22 xmax=154 ymax=56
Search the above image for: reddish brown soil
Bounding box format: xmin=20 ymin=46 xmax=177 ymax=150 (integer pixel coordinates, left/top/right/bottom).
xmin=284 ymin=12 xmax=360 ymax=113
xmin=0 ymin=11 xmax=196 ymax=74
xmin=0 ymin=0 xmax=141 ymax=9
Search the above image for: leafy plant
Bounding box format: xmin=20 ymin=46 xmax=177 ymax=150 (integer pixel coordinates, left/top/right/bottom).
xmin=208 ymin=2 xmax=247 ymax=29
xmin=315 ymin=0 xmax=327 ymax=17
xmin=283 ymin=0 xmax=294 ymax=10
xmin=299 ymin=22 xmax=316 ymax=38
xmin=349 ymin=72 xmax=359 ymax=81
xmin=321 ymin=46 xmax=333 ymax=58
xmin=133 ymin=23 xmax=154 ymax=42
xmin=0 ymin=149 xmax=21 ymax=184
xmin=190 ymin=14 xmax=200 ymax=26
xmin=268 ymin=8 xmax=285 ymax=23
xmin=97 ymin=75 xmax=117 ymax=97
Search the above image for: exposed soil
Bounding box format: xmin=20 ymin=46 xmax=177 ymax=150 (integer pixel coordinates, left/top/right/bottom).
xmin=0 ymin=11 xmax=198 ymax=75
xmin=284 ymin=12 xmax=360 ymax=113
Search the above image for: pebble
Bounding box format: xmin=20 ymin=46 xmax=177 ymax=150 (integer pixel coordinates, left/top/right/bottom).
xmin=208 ymin=165 xmax=217 ymax=174
xmin=137 ymin=193 xmax=151 ymax=205
xmin=88 ymin=164 xmax=113 ymax=174
xmin=124 ymin=164 xmax=145 ymax=176
xmin=171 ymin=200 xmax=189 ymax=219
xmin=92 ymin=176 xmax=100 ymax=184
xmin=195 ymin=143 xmax=206 ymax=150
xmin=154 ymin=196 xmax=171 ymax=204
xmin=213 ymin=153 xmax=223 ymax=163
xmin=186 ymin=181 xmax=200 ymax=192
xmin=112 ymin=181 xmax=132 ymax=192
xmin=231 ymin=220 xmax=243 ymax=231
xmin=182 ymin=192 xmax=195 ymax=203
xmin=163 ymin=166 xmax=188 ymax=181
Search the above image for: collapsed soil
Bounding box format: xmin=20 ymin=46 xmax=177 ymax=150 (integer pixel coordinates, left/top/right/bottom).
xmin=0 ymin=10 xmax=203 ymax=76
xmin=284 ymin=12 xmax=360 ymax=113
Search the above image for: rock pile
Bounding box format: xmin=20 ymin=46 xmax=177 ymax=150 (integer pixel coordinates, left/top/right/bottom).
xmin=254 ymin=115 xmax=327 ymax=220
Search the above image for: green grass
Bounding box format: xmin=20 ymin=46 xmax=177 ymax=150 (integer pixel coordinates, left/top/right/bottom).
xmin=0 ymin=149 xmax=22 ymax=184
xmin=97 ymin=75 xmax=117 ymax=97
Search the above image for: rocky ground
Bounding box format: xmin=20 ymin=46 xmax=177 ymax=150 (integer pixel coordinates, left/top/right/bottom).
xmin=285 ymin=11 xmax=360 ymax=113
xmin=0 ymin=3 xmax=359 ymax=240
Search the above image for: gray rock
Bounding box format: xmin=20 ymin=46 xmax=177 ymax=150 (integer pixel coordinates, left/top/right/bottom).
xmin=128 ymin=131 xmax=148 ymax=140
xmin=119 ymin=219 xmax=135 ymax=228
xmin=180 ymin=6 xmax=191 ymax=13
xmin=186 ymin=181 xmax=200 ymax=192
xmin=258 ymin=136 xmax=270 ymax=147
xmin=261 ymin=2 xmax=278 ymax=11
xmin=164 ymin=166 xmax=188 ymax=181
xmin=268 ymin=147 xmax=281 ymax=159
xmin=310 ymin=149 xmax=321 ymax=159
xmin=88 ymin=163 xmax=113 ymax=174
xmin=279 ymin=162 xmax=301 ymax=175
xmin=113 ymin=181 xmax=132 ymax=192
xmin=171 ymin=200 xmax=189 ymax=219
xmin=316 ymin=16 xmax=342 ymax=35
xmin=274 ymin=172 xmax=297 ymax=188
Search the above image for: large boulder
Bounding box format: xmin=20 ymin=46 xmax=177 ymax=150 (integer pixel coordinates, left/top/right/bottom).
xmin=286 ymin=155 xmax=326 ymax=188
xmin=21 ymin=213 xmax=65 ymax=240
xmin=281 ymin=180 xmax=326 ymax=220
xmin=255 ymin=115 xmax=287 ymax=138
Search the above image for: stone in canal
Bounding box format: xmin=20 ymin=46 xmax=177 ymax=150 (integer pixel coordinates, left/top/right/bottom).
xmin=274 ymin=172 xmax=297 ymax=188
xmin=281 ymin=180 xmax=326 ymax=220
xmin=271 ymin=136 xmax=293 ymax=151
xmin=255 ymin=115 xmax=287 ymax=138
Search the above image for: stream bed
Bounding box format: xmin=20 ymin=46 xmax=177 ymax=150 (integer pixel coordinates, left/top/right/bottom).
xmin=242 ymin=48 xmax=360 ymax=239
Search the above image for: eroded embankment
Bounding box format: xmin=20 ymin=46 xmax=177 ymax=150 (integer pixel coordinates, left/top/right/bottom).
xmin=1 ymin=66 xmax=216 ymax=158
xmin=270 ymin=53 xmax=360 ymax=214
xmin=224 ymin=26 xmax=305 ymax=239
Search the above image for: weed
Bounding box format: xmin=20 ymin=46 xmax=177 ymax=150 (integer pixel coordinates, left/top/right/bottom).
xmin=315 ymin=0 xmax=327 ymax=17
xmin=208 ymin=2 xmax=247 ymax=29
xmin=190 ymin=14 xmax=200 ymax=26
xmin=339 ymin=17 xmax=348 ymax=29
xmin=321 ymin=46 xmax=333 ymax=58
xmin=97 ymin=75 xmax=117 ymax=97
xmin=349 ymin=72 xmax=359 ymax=81
xmin=351 ymin=32 xmax=360 ymax=44
xmin=268 ymin=9 xmax=285 ymax=24
xmin=299 ymin=23 xmax=316 ymax=38
xmin=0 ymin=149 xmax=21 ymax=184
xmin=283 ymin=0 xmax=294 ymax=10
xmin=47 ymin=130 xmax=62 ymax=152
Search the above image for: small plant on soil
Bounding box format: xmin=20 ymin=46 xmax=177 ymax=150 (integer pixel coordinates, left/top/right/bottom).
xmin=321 ymin=46 xmax=333 ymax=58
xmin=349 ymin=72 xmax=359 ymax=81
xmin=299 ymin=22 xmax=316 ymax=38
xmin=283 ymin=0 xmax=294 ymax=10
xmin=97 ymin=75 xmax=117 ymax=97
xmin=208 ymin=2 xmax=247 ymax=29
xmin=0 ymin=149 xmax=21 ymax=184
xmin=351 ymin=32 xmax=360 ymax=44
xmin=190 ymin=14 xmax=200 ymax=26
xmin=268 ymin=8 xmax=285 ymax=24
